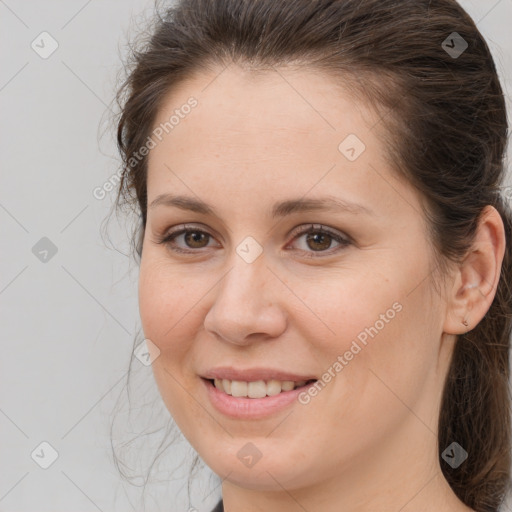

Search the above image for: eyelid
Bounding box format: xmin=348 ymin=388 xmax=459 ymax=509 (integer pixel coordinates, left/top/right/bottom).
xmin=285 ymin=223 xmax=352 ymax=257
xmin=287 ymin=223 xmax=351 ymax=244
xmin=158 ymin=223 xmax=221 ymax=250
xmin=164 ymin=223 xmax=221 ymax=241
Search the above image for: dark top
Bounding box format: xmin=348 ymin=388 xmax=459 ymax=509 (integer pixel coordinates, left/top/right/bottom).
xmin=211 ymin=499 xmax=223 ymax=512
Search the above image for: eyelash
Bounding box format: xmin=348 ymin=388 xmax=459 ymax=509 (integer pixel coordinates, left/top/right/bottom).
xmin=155 ymin=223 xmax=352 ymax=259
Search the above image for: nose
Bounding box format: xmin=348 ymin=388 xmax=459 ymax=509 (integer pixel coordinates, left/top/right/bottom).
xmin=203 ymin=255 xmax=287 ymax=346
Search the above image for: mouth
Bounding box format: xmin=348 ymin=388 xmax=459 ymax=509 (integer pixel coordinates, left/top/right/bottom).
xmin=202 ymin=377 xmax=318 ymax=399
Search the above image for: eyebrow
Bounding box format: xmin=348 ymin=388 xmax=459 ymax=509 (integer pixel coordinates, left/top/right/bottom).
xmin=148 ymin=193 xmax=374 ymax=218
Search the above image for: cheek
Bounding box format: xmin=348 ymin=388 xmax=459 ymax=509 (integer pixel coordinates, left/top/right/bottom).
xmin=295 ymin=259 xmax=438 ymax=408
xmin=290 ymin=267 xmax=404 ymax=357
xmin=138 ymin=262 xmax=204 ymax=428
xmin=138 ymin=258 xmax=189 ymax=341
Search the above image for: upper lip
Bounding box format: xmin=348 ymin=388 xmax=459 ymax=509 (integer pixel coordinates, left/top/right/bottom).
xmin=201 ymin=367 xmax=317 ymax=382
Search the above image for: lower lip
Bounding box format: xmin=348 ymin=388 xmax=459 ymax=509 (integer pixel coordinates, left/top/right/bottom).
xmin=201 ymin=378 xmax=316 ymax=420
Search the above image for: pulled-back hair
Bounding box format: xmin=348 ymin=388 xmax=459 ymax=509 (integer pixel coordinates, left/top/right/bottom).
xmin=114 ymin=1 xmax=512 ymax=510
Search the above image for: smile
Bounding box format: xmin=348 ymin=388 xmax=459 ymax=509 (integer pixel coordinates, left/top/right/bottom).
xmin=201 ymin=377 xmax=318 ymax=419
xmin=210 ymin=378 xmax=316 ymax=398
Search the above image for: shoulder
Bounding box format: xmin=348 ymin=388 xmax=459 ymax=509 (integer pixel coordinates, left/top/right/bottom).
xmin=210 ymin=499 xmax=223 ymax=512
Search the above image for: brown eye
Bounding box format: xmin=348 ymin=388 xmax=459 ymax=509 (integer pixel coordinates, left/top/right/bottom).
xmin=183 ymin=230 xmax=210 ymax=248
xmin=288 ymin=224 xmax=351 ymax=258
xmin=157 ymin=226 xmax=218 ymax=254
xmin=305 ymin=232 xmax=334 ymax=251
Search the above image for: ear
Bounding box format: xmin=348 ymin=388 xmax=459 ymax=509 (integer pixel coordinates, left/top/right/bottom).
xmin=443 ymin=205 xmax=506 ymax=335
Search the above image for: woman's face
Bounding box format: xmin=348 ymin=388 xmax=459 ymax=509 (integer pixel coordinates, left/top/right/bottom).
xmin=139 ymin=65 xmax=454 ymax=495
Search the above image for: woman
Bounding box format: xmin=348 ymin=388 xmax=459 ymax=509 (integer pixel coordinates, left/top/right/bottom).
xmin=113 ymin=0 xmax=512 ymax=510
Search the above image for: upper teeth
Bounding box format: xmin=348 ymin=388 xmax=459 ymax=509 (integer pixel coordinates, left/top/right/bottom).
xmin=213 ymin=379 xmax=308 ymax=398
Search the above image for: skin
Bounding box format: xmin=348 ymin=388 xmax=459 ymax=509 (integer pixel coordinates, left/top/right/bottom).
xmin=138 ymin=63 xmax=505 ymax=512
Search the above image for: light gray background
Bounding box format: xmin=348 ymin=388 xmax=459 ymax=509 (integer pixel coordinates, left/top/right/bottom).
xmin=1 ymin=1 xmax=511 ymax=511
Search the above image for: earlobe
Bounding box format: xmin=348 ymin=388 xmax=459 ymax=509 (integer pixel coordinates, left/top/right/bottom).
xmin=443 ymin=205 xmax=506 ymax=335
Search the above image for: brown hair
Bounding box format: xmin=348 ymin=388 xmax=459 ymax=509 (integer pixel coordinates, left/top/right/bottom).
xmin=113 ymin=0 xmax=512 ymax=510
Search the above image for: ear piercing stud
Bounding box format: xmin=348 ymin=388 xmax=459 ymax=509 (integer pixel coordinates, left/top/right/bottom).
xmin=462 ymin=284 xmax=477 ymax=327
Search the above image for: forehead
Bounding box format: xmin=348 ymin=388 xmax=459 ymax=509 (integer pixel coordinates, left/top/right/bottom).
xmin=145 ymin=64 xmax=417 ymax=222
xmin=151 ymin=65 xmax=375 ymax=149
